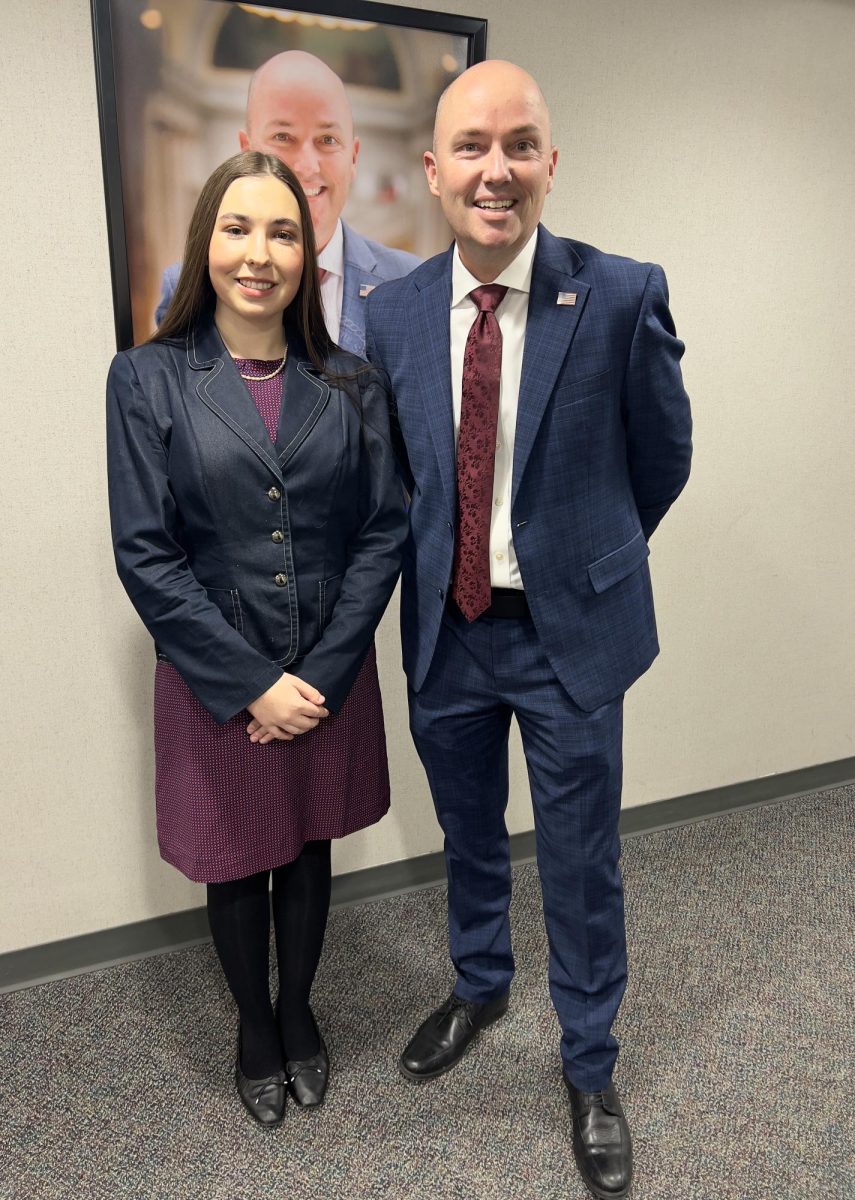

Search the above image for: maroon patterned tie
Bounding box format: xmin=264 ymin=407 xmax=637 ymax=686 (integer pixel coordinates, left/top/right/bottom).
xmin=451 ymin=284 xmax=508 ymax=622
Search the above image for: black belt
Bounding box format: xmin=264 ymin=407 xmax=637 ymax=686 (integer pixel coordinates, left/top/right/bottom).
xmin=450 ymin=588 xmax=530 ymax=620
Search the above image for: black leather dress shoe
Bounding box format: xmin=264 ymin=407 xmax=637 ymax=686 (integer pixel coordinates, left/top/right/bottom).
xmin=235 ymin=1037 xmax=286 ymax=1128
xmin=286 ymin=1031 xmax=329 ymax=1108
xmin=564 ymin=1078 xmax=633 ymax=1199
xmin=400 ymin=989 xmax=510 ymax=1081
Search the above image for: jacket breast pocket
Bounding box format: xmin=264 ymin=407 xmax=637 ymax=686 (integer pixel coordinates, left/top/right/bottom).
xmin=318 ymin=573 xmax=343 ymax=630
xmin=206 ymin=586 xmax=244 ymax=634
xmin=554 ymin=368 xmax=613 ymax=411
xmin=587 ymin=530 xmax=649 ymax=594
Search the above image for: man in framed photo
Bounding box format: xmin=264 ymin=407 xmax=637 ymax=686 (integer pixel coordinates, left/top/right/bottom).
xmin=366 ymin=59 xmax=692 ymax=1200
xmin=156 ymin=50 xmax=419 ymax=355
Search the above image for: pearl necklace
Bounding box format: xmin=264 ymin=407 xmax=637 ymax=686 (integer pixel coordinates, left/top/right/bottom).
xmin=237 ymin=346 xmax=288 ymax=382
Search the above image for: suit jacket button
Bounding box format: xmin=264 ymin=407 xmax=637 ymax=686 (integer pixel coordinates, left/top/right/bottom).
xmin=271 ymin=530 xmax=284 ymax=543
xmin=274 ymin=573 xmax=288 ymax=587
xmin=267 ymin=486 xmax=281 ymax=501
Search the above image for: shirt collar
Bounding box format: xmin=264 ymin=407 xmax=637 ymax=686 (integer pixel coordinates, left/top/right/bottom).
xmin=451 ymin=229 xmax=538 ymax=308
xmin=317 ymin=219 xmax=345 ymax=277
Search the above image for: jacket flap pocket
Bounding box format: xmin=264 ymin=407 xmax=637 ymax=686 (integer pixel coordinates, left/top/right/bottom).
xmin=587 ymin=531 xmax=649 ymax=595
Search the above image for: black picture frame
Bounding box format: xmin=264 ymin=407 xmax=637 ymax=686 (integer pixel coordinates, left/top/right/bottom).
xmin=91 ymin=0 xmax=488 ymax=349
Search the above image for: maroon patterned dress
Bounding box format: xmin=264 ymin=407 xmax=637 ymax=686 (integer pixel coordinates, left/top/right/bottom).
xmin=153 ymin=359 xmax=390 ymax=883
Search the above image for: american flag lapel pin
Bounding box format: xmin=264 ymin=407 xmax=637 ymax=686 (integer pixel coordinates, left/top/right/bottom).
xmin=359 ymin=284 xmax=376 ymax=298
xmin=556 ymin=291 xmax=577 ymax=306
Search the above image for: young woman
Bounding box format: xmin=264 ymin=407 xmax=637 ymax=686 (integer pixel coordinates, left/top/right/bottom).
xmin=106 ymin=153 xmax=407 ymax=1127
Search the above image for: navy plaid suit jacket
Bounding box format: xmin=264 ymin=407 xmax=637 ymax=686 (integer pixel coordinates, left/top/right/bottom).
xmin=365 ymin=226 xmax=692 ymax=711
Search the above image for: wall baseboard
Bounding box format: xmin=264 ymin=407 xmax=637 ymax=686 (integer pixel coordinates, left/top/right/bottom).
xmin=2 ymin=756 xmax=852 ymax=994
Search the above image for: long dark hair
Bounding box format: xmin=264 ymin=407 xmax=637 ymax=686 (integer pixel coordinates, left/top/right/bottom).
xmin=152 ymin=152 xmax=334 ymax=373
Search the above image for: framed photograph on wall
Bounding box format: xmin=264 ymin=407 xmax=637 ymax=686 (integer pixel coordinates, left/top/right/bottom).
xmin=91 ymin=0 xmax=488 ymax=347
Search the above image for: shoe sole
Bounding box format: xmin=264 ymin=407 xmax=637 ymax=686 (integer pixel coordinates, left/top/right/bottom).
xmin=573 ymin=1143 xmax=631 ymax=1200
xmin=577 ymin=1175 xmax=631 ymax=1200
xmin=398 ymin=999 xmax=510 ymax=1083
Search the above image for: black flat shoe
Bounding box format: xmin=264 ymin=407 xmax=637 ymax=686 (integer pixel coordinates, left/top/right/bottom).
xmin=400 ymin=989 xmax=510 ymax=1081
xmin=235 ymin=1034 xmax=286 ymax=1128
xmin=286 ymin=1030 xmax=330 ymax=1108
xmin=564 ymin=1078 xmax=633 ymax=1199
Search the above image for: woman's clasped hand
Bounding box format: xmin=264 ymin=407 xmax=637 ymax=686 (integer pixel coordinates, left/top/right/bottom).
xmin=246 ymin=674 xmax=329 ymax=743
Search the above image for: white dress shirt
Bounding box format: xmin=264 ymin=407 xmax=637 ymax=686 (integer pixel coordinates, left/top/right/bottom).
xmin=317 ymin=219 xmax=345 ymax=344
xmin=450 ymin=231 xmax=537 ymax=590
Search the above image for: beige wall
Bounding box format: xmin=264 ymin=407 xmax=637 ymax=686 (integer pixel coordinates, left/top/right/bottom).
xmin=1 ymin=0 xmax=853 ymax=954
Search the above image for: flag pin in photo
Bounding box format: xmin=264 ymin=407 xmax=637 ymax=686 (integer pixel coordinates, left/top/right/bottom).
xmin=556 ymin=292 xmax=577 ymax=306
xmin=359 ymin=284 xmax=377 ymax=298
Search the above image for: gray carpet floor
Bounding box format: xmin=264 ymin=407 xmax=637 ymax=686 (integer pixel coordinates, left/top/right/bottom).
xmin=1 ymin=785 xmax=852 ymax=1200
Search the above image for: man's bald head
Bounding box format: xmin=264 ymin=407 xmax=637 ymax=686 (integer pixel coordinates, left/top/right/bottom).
xmin=425 ymin=59 xmax=557 ymax=282
xmin=245 ymin=51 xmax=354 ymax=141
xmin=434 ymin=60 xmax=552 ymax=152
xmin=239 ymin=50 xmax=359 ymax=252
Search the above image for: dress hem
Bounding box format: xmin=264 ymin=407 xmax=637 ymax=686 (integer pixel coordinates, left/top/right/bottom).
xmin=157 ymin=795 xmax=391 ymax=884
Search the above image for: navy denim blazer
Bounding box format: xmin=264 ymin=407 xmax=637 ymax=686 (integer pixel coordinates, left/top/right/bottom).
xmin=106 ymin=319 xmax=407 ymax=724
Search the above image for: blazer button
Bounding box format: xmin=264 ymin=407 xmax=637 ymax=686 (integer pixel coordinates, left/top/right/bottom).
xmin=274 ymin=573 xmax=288 ymax=587
xmin=267 ymin=486 xmax=281 ymax=501
xmin=271 ymin=530 xmax=284 ymax=543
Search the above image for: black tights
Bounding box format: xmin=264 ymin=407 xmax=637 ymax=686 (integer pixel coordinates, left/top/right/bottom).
xmin=206 ymin=840 xmax=332 ymax=1077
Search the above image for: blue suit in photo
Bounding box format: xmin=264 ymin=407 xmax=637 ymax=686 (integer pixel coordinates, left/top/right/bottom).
xmin=365 ymin=226 xmax=692 ymax=1090
xmin=155 ymin=222 xmax=420 ymax=358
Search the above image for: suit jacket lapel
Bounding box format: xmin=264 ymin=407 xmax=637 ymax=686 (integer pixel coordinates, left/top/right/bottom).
xmin=409 ymin=249 xmax=456 ymax=517
xmin=339 ymin=223 xmax=378 ymax=357
xmin=512 ymin=228 xmax=590 ymax=507
xmin=188 ymin=321 xmax=285 ymax=487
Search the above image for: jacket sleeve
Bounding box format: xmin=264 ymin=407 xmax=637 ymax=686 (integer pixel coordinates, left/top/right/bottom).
xmin=293 ymin=367 xmax=408 ymax=712
xmin=106 ymin=351 xmax=283 ymax=723
xmin=622 ymin=265 xmax=693 ymax=539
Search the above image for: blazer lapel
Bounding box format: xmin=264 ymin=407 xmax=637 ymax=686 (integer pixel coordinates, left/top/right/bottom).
xmin=409 ymin=250 xmax=456 ymax=517
xmin=276 ymin=348 xmax=331 ymax=467
xmin=188 ymin=321 xmax=285 ymax=486
xmin=512 ymin=229 xmax=590 ymax=507
xmin=339 ymin=223 xmax=379 ymax=357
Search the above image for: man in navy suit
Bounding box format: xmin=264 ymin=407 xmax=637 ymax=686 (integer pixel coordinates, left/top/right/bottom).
xmin=366 ymin=60 xmax=691 ymax=1200
xmin=156 ymin=51 xmax=419 ymax=356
